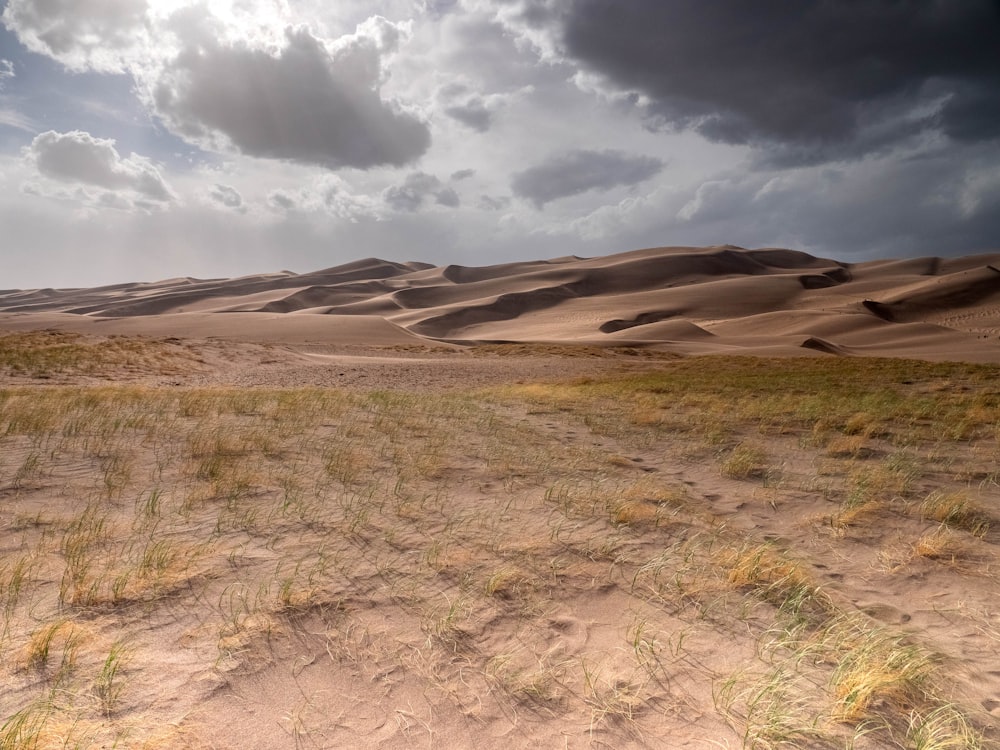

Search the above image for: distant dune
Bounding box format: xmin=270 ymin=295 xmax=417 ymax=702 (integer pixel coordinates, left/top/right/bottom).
xmin=2 ymin=245 xmax=999 ymax=361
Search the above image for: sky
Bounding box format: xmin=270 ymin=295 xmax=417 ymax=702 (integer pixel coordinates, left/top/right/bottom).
xmin=1 ymin=1 xmax=999 ymax=289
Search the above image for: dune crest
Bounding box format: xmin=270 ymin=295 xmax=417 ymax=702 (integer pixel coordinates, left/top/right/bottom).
xmin=2 ymin=245 xmax=998 ymax=361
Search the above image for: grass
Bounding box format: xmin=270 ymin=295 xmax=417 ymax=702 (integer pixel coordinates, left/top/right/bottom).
xmin=0 ymin=698 xmax=54 ymax=750
xmin=720 ymin=442 xmax=769 ymax=480
xmin=485 ymin=651 xmax=568 ymax=708
xmin=719 ymin=542 xmax=833 ymax=623
xmin=93 ymin=640 xmax=131 ymax=716
xmin=0 ymin=350 xmax=998 ymax=748
xmin=827 ymin=618 xmax=937 ymax=724
xmin=919 ymin=491 xmax=992 ymax=537
xmin=907 ymin=704 xmax=985 ymax=750
xmin=0 ymin=330 xmax=200 ymax=379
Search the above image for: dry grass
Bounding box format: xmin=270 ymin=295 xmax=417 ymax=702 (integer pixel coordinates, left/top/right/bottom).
xmin=1 ymin=348 xmax=998 ymax=748
xmin=720 ymin=442 xmax=769 ymax=480
xmin=919 ymin=491 xmax=992 ymax=537
xmin=912 ymin=527 xmax=969 ymax=562
xmin=0 ymin=330 xmax=201 ymax=379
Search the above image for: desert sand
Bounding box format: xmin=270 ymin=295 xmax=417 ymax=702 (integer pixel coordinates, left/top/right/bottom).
xmin=1 ymin=245 xmax=999 ymax=365
xmin=2 ymin=246 xmax=999 ymax=749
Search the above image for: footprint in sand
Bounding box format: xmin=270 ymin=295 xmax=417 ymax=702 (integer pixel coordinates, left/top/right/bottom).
xmin=546 ymin=616 xmax=589 ymax=656
xmin=858 ymin=602 xmax=911 ymax=625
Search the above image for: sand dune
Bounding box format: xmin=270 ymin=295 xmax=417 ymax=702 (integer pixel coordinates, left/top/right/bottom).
xmin=5 ymin=254 xmax=1000 ymax=750
xmin=2 ymin=245 xmax=999 ymax=361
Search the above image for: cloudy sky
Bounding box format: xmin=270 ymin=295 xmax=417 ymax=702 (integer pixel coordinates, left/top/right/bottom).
xmin=1 ymin=0 xmax=999 ymax=288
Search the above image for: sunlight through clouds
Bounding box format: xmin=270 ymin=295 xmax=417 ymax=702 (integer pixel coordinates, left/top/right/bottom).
xmin=3 ymin=0 xmax=431 ymax=169
xmin=0 ymin=0 xmax=998 ymax=287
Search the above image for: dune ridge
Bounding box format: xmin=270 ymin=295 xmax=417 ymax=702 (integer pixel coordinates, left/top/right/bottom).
xmin=2 ymin=245 xmax=999 ymax=361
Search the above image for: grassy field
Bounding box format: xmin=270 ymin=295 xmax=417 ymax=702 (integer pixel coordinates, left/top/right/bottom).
xmin=1 ymin=339 xmax=998 ymax=748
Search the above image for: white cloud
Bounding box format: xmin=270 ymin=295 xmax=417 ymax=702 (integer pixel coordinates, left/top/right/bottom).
xmin=148 ymin=20 xmax=430 ymax=169
xmin=267 ymin=174 xmax=380 ymax=221
xmin=4 ymin=2 xmax=432 ymax=170
xmin=2 ymin=0 xmax=150 ymax=73
xmin=483 ymin=0 xmax=566 ymax=61
xmin=0 ymin=108 xmax=35 ymax=131
xmin=677 ymin=180 xmax=739 ymax=222
xmin=25 ymin=130 xmax=174 ymax=208
xmin=0 ymin=59 xmax=14 ymax=85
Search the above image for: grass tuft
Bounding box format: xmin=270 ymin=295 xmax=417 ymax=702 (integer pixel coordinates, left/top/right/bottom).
xmin=919 ymin=491 xmax=991 ymax=537
xmin=720 ymin=442 xmax=769 ymax=480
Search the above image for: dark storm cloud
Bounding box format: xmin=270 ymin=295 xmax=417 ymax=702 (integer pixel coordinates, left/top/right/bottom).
xmin=511 ymin=148 xmax=663 ymax=208
xmin=938 ymin=85 xmax=1000 ymax=143
xmin=153 ymin=24 xmax=431 ymax=169
xmin=557 ymin=0 xmax=1000 ymax=163
xmin=664 ymin=142 xmax=1000 ymax=261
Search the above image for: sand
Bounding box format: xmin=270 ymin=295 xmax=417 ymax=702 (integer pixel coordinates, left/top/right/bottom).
xmin=1 ymin=245 xmax=998 ymax=363
xmin=2 ymin=246 xmax=1000 ymax=748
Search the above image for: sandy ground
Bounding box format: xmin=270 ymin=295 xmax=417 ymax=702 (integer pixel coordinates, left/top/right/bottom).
xmin=2 ymin=246 xmax=1000 ymax=748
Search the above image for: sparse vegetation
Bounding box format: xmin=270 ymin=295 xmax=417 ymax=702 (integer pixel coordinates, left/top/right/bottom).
xmin=0 ymin=330 xmax=201 ymax=379
xmin=1 ymin=343 xmax=998 ymax=748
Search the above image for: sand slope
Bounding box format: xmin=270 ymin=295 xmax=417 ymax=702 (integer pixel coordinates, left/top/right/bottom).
xmin=2 ymin=245 xmax=999 ymax=361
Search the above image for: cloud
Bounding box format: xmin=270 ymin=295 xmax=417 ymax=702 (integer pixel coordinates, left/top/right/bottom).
xmin=151 ymin=21 xmax=431 ymax=169
xmin=4 ymin=0 xmax=998 ymax=293
xmin=478 ymin=194 xmax=510 ymax=211
xmin=266 ymin=175 xmax=379 ymax=221
xmin=589 ymin=146 xmax=1000 ymax=261
xmin=1 ymin=0 xmax=149 ymax=73
xmin=444 ymin=99 xmax=492 ymax=132
xmin=5 ymin=3 xmax=432 ymax=170
xmin=267 ymin=190 xmax=296 ymax=211
xmin=743 ymin=148 xmax=1000 ymax=259
xmin=438 ymin=81 xmax=495 ymax=132
xmin=0 ymin=108 xmax=35 ymax=131
xmin=422 ymin=0 xmax=460 ymax=19
xmin=938 ymin=85 xmax=1000 ymax=143
xmin=511 ymin=148 xmax=662 ymax=208
xmin=26 ymin=130 xmax=173 ymax=204
xmin=435 ymin=187 xmax=460 ymax=207
xmin=509 ymin=0 xmax=1000 ymax=163
xmin=0 ymin=59 xmax=14 ymax=85
xmin=382 ymin=171 xmax=460 ymax=211
xmin=207 ymin=183 xmax=243 ymax=211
